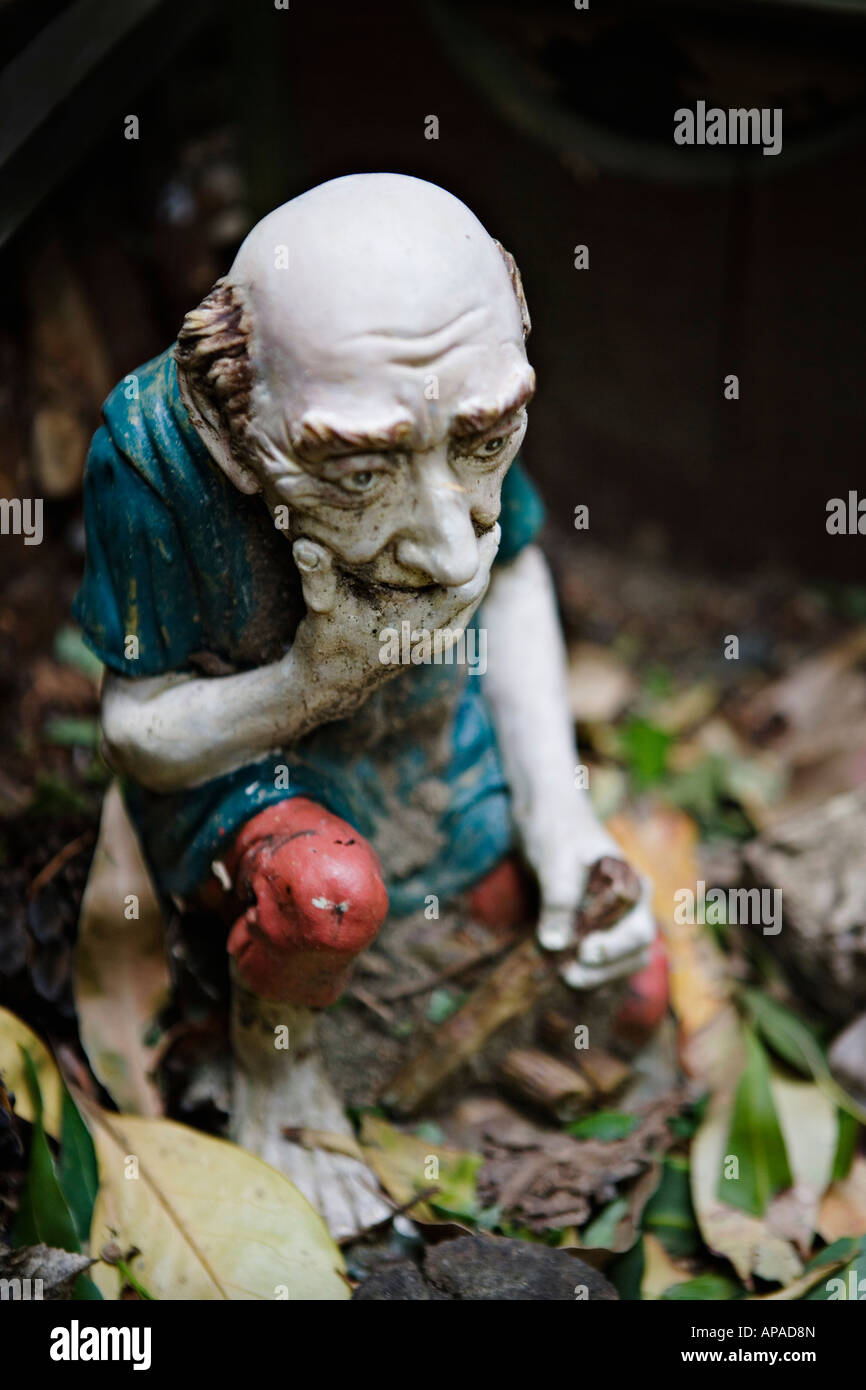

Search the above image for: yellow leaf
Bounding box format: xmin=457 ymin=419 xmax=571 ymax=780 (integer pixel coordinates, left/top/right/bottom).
xmin=0 ymin=1007 xmax=62 ymax=1138
xmin=640 ymin=1233 xmax=694 ymax=1299
xmin=360 ymin=1114 xmax=479 ymax=1224
xmin=85 ymin=1106 xmax=349 ymax=1300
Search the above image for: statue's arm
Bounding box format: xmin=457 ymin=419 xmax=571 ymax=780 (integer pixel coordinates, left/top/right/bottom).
xmin=100 ymin=528 xmax=500 ymax=796
xmin=100 ymin=648 xmax=334 ymax=794
xmin=481 ymin=544 xmax=655 ymax=986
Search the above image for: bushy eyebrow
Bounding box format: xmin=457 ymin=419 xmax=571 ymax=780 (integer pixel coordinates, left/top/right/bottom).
xmin=291 ymin=370 xmax=535 ymax=464
xmin=290 ymin=414 xmax=415 ymax=465
xmin=449 ymin=373 xmax=536 ymax=441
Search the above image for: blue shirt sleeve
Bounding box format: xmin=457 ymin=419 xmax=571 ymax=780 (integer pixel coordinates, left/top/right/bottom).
xmin=72 ymin=424 xmax=204 ymax=677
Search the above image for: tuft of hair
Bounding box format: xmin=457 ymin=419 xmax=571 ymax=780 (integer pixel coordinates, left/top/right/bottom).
xmin=174 ymin=277 xmax=256 ymax=461
xmin=494 ymin=241 xmax=531 ymax=339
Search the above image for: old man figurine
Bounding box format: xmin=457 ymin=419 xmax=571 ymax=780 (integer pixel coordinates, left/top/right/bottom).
xmin=74 ymin=174 xmax=655 ymax=1238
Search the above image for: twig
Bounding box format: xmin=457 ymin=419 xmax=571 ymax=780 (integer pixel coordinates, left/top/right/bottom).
xmin=381 ymin=857 xmax=641 ymax=1116
xmin=28 ymin=828 xmax=94 ymax=898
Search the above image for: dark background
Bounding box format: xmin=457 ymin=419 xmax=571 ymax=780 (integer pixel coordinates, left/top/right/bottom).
xmin=2 ymin=0 xmax=866 ymax=588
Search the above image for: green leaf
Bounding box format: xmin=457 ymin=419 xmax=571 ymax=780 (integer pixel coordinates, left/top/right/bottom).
xmin=54 ymin=625 xmax=103 ymax=681
xmin=643 ymin=1155 xmax=700 ymax=1258
xmin=59 ymin=1087 xmax=99 ymax=1242
xmin=620 ymin=718 xmax=672 ymax=789
xmin=742 ymin=988 xmax=866 ymax=1124
xmin=661 ymin=1274 xmax=743 ymax=1300
xmin=666 ymin=1094 xmax=708 ymax=1140
xmin=718 ymin=1029 xmax=792 ymax=1216
xmin=567 ymin=1111 xmax=641 ymax=1141
xmin=42 ymin=717 xmax=100 ymax=748
xmin=582 ymin=1196 xmax=630 ymax=1249
xmin=430 ymin=1153 xmax=482 ymax=1222
xmin=832 ymin=1109 xmax=859 ymax=1182
xmin=426 ymin=988 xmax=466 ymax=1024
xmin=804 ymin=1248 xmax=866 ymax=1300
xmin=741 ymin=990 xmax=819 ymax=1076
xmin=12 ymin=1050 xmax=80 ymax=1253
xmin=608 ymin=1237 xmax=645 ymax=1301
xmin=804 ymin=1236 xmax=864 ymax=1273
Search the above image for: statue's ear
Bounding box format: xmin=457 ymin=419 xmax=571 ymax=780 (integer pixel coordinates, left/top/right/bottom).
xmin=174 ymin=278 xmax=262 ymax=496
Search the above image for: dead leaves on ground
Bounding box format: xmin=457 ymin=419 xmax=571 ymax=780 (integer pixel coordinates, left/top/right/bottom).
xmin=85 ymin=1105 xmax=349 ymax=1301
xmin=475 ymin=1095 xmax=680 ymax=1242
xmin=0 ymin=1008 xmax=349 ymax=1301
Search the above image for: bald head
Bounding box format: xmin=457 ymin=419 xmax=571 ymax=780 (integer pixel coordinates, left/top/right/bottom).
xmin=236 ymin=174 xmax=526 ymax=394
xmin=176 ymin=174 xmax=534 ymax=589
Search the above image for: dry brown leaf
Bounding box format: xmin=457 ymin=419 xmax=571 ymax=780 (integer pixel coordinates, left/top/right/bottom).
xmin=818 ymin=1156 xmax=866 ymax=1242
xmin=567 ymin=642 xmax=636 ymax=723
xmin=734 ymin=630 xmax=866 ymax=825
xmin=75 ymin=781 xmax=169 ymax=1115
xmin=477 ymin=1095 xmax=679 ymax=1237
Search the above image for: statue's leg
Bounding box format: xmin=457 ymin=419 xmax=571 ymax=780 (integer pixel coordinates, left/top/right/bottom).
xmin=223 ymin=798 xmax=393 ymax=1240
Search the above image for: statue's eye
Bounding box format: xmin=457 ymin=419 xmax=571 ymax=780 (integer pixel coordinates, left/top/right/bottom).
xmin=476 ymin=436 xmax=507 ymax=456
xmin=342 ymin=469 xmax=376 ymax=492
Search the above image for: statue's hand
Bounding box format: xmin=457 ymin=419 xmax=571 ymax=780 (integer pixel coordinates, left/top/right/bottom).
xmin=289 ymin=525 xmax=500 ymax=703
xmin=536 ymin=848 xmax=655 ymax=991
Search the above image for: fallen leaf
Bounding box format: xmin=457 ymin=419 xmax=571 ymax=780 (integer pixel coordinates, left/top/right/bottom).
xmin=85 ymin=1105 xmax=349 ymax=1300
xmin=691 ymin=1091 xmax=801 ymax=1287
xmin=607 ymin=804 xmax=742 ymax=1086
xmin=0 ymin=1007 xmax=63 ymax=1138
xmin=567 ymin=642 xmax=636 ymax=723
xmin=661 ymin=1273 xmax=742 ymax=1300
xmin=359 ymin=1114 xmax=481 ymax=1224
xmin=477 ymin=1095 xmax=679 ymax=1240
xmin=818 ymin=1157 xmax=866 ymax=1242
xmin=0 ymin=1244 xmax=93 ymax=1300
xmin=719 ymin=1030 xmax=792 ymax=1217
xmin=640 ymin=1232 xmax=698 ymax=1299
xmin=750 ymin=1260 xmax=848 ymax=1301
xmin=12 ymin=1051 xmax=79 ymax=1255
xmin=765 ymin=1076 xmax=838 ymax=1257
xmin=75 ymin=781 xmax=169 ymax=1115
xmin=734 ymin=630 xmax=866 ymax=825
xmin=691 ymin=1063 xmax=838 ymax=1285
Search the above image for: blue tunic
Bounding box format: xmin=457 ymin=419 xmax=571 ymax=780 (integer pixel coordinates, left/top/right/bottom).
xmin=74 ymin=349 xmax=545 ymax=914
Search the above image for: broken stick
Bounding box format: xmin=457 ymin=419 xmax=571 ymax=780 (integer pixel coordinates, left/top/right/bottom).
xmin=380 ymin=856 xmax=641 ymax=1116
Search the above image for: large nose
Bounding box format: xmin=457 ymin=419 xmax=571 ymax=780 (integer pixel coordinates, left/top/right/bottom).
xmin=395 ymin=453 xmax=480 ymax=587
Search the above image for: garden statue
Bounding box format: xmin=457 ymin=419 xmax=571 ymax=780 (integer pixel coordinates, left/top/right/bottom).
xmin=74 ymin=174 xmax=656 ymax=1239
